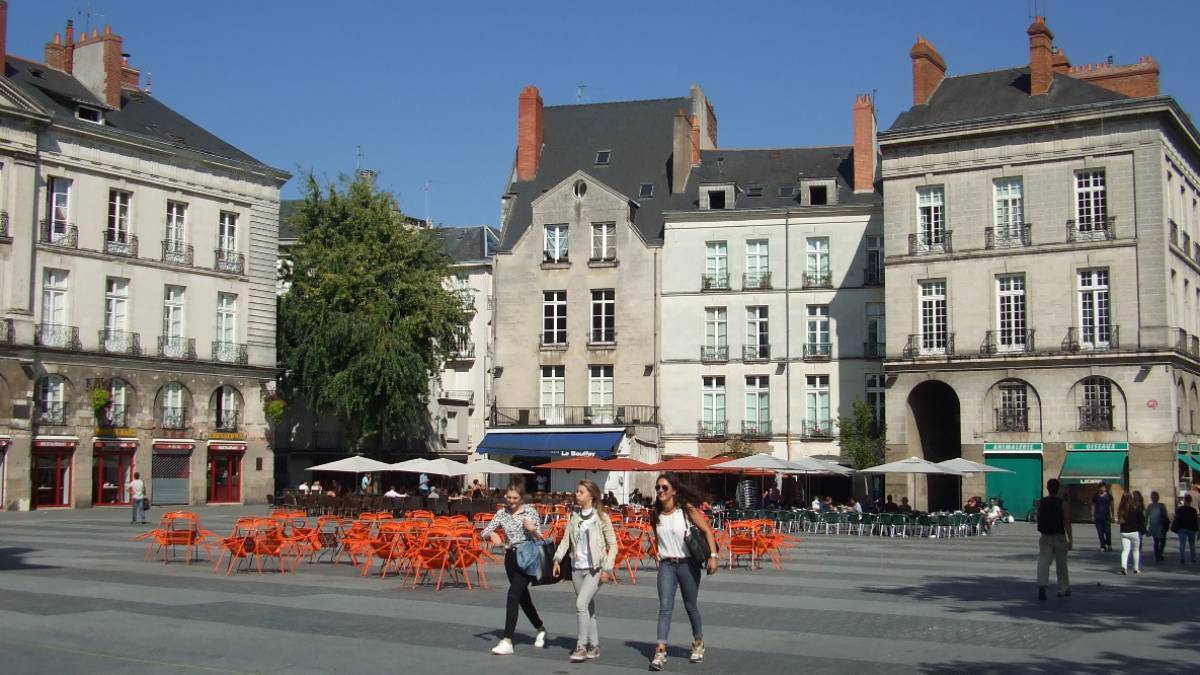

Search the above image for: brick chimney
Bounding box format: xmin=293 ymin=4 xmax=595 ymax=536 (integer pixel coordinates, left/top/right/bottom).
xmin=45 ymin=20 xmax=77 ymax=73
xmin=1066 ymin=56 xmax=1159 ymax=98
xmin=72 ymin=25 xmax=126 ymax=108
xmin=0 ymin=1 xmax=8 ymax=72
xmin=909 ymin=37 xmax=946 ymax=105
xmin=1051 ymin=47 xmax=1071 ymax=74
xmin=672 ymin=109 xmax=697 ymax=194
xmin=516 ymin=85 xmax=543 ymax=182
xmin=1028 ymin=16 xmax=1054 ymax=96
xmin=121 ymin=55 xmax=141 ymax=90
xmin=853 ymin=94 xmax=876 ymax=194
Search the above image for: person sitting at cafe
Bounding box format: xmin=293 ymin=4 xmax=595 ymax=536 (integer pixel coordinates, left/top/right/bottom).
xmin=298 ymin=482 xmax=310 ymax=495
xmin=848 ymin=497 xmax=863 ymax=514
xmin=428 ymin=486 xmax=441 ymax=500
xmin=898 ymin=497 xmax=913 ymax=514
xmin=985 ymin=498 xmax=1003 ymax=527
xmin=384 ymin=486 xmax=405 ymax=498
xmin=603 ymin=491 xmax=618 ymax=507
xmin=469 ymin=479 xmax=486 ymax=498
xmin=811 ymin=496 xmax=824 ymax=511
xmin=448 ymin=488 xmax=467 ymax=502
xmin=883 ymin=495 xmax=899 ymax=513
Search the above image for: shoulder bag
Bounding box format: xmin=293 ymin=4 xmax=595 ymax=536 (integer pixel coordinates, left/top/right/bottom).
xmin=682 ymin=508 xmax=711 ymax=567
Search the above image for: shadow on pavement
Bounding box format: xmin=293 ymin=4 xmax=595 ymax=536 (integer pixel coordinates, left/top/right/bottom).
xmin=0 ymin=547 xmax=58 ymax=571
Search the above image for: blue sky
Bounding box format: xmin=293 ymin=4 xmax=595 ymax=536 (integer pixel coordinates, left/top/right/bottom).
xmin=9 ymin=1 xmax=1200 ymax=227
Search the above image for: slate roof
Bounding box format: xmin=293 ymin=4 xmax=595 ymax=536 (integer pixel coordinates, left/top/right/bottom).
xmin=500 ymin=96 xmax=690 ymax=249
xmin=889 ymin=67 xmax=1129 ymax=132
xmin=4 ymin=55 xmax=278 ymax=172
xmin=430 ymin=225 xmax=499 ymax=263
xmin=278 ymin=199 xmax=302 ymax=241
xmin=679 ymin=146 xmax=880 ymax=209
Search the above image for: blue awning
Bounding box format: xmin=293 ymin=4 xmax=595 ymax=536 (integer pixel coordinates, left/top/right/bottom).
xmin=477 ymin=431 xmax=623 ymax=458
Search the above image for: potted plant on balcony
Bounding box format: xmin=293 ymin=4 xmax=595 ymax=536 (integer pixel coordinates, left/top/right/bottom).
xmin=263 ymin=397 xmax=287 ymax=424
xmin=91 ymin=387 xmax=111 ymax=419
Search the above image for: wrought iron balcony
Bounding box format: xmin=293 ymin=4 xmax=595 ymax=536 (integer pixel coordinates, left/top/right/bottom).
xmin=1066 ymin=216 xmax=1115 ymax=243
xmin=158 ymin=335 xmax=197 ymax=360
xmin=980 ymin=329 xmax=1036 ymax=355
xmin=39 ymin=220 xmax=77 ymax=248
xmin=1175 ymin=328 xmax=1200 ymax=357
xmin=215 ymin=410 xmax=241 ymax=432
xmin=697 ymin=420 xmax=727 ymax=438
xmin=741 ymin=420 xmax=771 ymax=437
xmin=97 ymin=404 xmax=132 ymax=428
xmin=743 ymin=343 xmax=770 ymax=362
xmin=0 ymin=318 xmax=13 ymax=345
xmin=35 ymin=324 xmax=81 ymax=350
xmin=439 ymin=389 xmax=475 ymax=405
xmin=743 ymin=272 xmax=772 ymax=290
xmin=864 ymin=266 xmax=884 ymax=286
xmin=985 ymin=224 xmax=1032 ymax=249
xmin=803 ymin=271 xmax=832 ymax=289
xmin=104 ymin=233 xmax=138 ymax=258
xmin=1078 ymin=405 xmax=1113 ymax=431
xmin=162 ymin=240 xmax=194 ymax=266
xmin=450 ymin=338 xmax=475 ymax=359
xmin=700 ymin=344 xmax=729 ymax=362
xmin=98 ymin=329 xmax=141 ymax=356
xmin=491 ymin=405 xmax=658 ymax=427
xmin=539 ymin=334 xmax=568 ymax=350
xmin=801 ymin=419 xmax=834 ymax=439
xmin=35 ymin=401 xmax=69 ymax=426
xmin=701 ymin=273 xmax=730 ymax=291
xmin=587 ymin=330 xmax=617 ymax=348
xmin=994 ymin=407 xmax=1028 ymax=432
xmin=864 ymin=341 xmax=885 ymax=359
xmin=214 ymin=247 xmax=245 ymax=274
xmin=0 ymin=210 xmax=9 ymax=238
xmin=212 ymin=341 xmax=248 ymax=365
xmin=1061 ymin=326 xmax=1119 ymax=352
xmin=908 ymin=231 xmax=952 ymax=255
xmin=802 ymin=342 xmax=832 ymax=361
xmin=902 ymin=333 xmax=955 ymax=358
xmin=160 ymin=406 xmax=188 ymax=430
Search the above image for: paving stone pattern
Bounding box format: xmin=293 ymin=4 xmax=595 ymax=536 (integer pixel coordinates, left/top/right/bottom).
xmin=0 ymin=508 xmax=1197 ymax=673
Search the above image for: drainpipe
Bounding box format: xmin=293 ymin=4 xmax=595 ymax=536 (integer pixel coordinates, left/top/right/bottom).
xmin=784 ymin=208 xmax=792 ymax=461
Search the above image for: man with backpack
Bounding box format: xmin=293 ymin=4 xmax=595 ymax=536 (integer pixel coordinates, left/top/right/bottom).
xmin=1036 ymin=478 xmax=1072 ymax=601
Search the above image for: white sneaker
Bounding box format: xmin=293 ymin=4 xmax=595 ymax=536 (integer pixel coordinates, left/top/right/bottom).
xmin=491 ymin=639 xmax=514 ymax=655
xmin=534 ymin=629 xmax=547 ymax=648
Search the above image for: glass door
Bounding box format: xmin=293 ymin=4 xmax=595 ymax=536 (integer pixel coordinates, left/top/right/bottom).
xmin=93 ymin=450 xmax=133 ymax=505
xmin=33 ymin=450 xmax=72 ymax=507
xmin=207 ymin=451 xmax=242 ymax=503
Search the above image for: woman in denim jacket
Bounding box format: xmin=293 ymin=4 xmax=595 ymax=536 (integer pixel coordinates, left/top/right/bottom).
xmin=552 ymin=480 xmax=618 ymax=662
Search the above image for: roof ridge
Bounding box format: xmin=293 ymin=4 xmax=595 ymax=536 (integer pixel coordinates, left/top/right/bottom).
xmin=942 ymin=65 xmax=1027 ymax=79
xmin=546 ymin=96 xmax=689 ymax=110
xmin=702 ymin=144 xmax=852 ymax=152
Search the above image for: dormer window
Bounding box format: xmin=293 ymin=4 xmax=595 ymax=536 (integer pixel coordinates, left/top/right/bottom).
xmin=809 ymin=185 xmax=828 ymax=205
xmin=76 ymin=106 xmax=103 ymax=124
xmin=799 ymin=178 xmax=838 ymax=206
xmin=701 ymin=183 xmax=735 ymax=210
xmin=594 ymin=150 xmax=611 ymax=166
xmin=639 ymin=183 xmax=654 ymax=199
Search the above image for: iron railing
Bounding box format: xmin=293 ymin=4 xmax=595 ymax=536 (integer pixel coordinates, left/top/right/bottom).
xmin=214 ymin=248 xmax=245 ymax=274
xmin=97 ymin=404 xmax=131 ymax=428
xmin=743 ymin=272 xmax=771 ymax=290
xmin=212 ymin=341 xmax=248 ymax=365
xmin=98 ymin=329 xmax=141 ymax=355
xmin=803 ymin=271 xmax=832 ymax=289
xmin=450 ymin=339 xmax=475 ymax=359
xmin=864 ymin=341 xmax=885 ymax=359
xmin=801 ymin=420 xmax=834 ymax=438
xmin=162 ymin=240 xmax=194 ymax=266
xmin=1078 ymin=405 xmax=1113 ymax=431
xmin=158 ymin=335 xmax=197 ymax=360
xmin=902 ymin=333 xmax=955 ymax=358
xmin=1066 ymin=216 xmax=1115 ymax=243
xmin=104 ymin=233 xmax=138 ymax=258
xmin=700 ymin=344 xmax=729 ymax=362
xmin=908 ymin=231 xmax=952 ymax=255
xmin=802 ymin=342 xmax=832 ymax=361
xmin=491 ymin=405 xmax=658 ymax=427
xmin=0 ymin=318 xmax=13 ymax=344
xmin=160 ymin=406 xmax=188 ymax=430
xmin=994 ymin=408 xmax=1028 ymax=432
xmin=980 ymin=329 xmax=1036 ymax=355
xmin=35 ymin=401 xmax=69 ymax=426
xmin=985 ymin=224 xmax=1032 ymax=249
xmin=701 ymin=273 xmax=730 ymax=291
xmin=698 ymin=420 xmax=728 ymax=438
xmin=439 ymin=390 xmax=475 ymax=405
xmin=743 ymin=343 xmax=770 ymax=362
xmin=35 ymin=324 xmax=81 ymax=350
xmin=0 ymin=211 xmax=9 ymax=238
xmin=1061 ymin=326 xmax=1119 ymax=352
xmin=741 ymin=420 xmax=771 ymax=437
xmin=39 ymin=220 xmax=77 ymax=248
xmin=215 ymin=410 xmax=241 ymax=432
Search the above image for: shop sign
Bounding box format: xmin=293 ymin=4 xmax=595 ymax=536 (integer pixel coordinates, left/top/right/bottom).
xmin=208 ymin=443 xmax=247 ymax=452
xmin=208 ymin=431 xmax=246 ymax=441
xmin=984 ymin=442 xmax=1043 ymax=453
xmin=153 ymin=442 xmax=195 ymax=452
xmin=93 ymin=440 xmax=138 ymax=450
xmin=1069 ymin=442 xmax=1129 ymax=451
xmin=93 ymin=427 xmax=137 ymax=438
xmin=33 ymin=439 xmax=77 ymax=448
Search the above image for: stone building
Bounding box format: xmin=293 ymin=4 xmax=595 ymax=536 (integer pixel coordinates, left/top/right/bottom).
xmin=0 ymin=11 xmax=289 ymax=510
xmin=880 ymin=17 xmax=1200 ymax=515
xmin=659 ymin=96 xmax=884 ymax=464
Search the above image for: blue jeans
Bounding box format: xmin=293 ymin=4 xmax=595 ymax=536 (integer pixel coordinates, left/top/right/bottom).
xmin=1179 ymin=529 xmax=1197 ymax=563
xmin=656 ymin=559 xmax=702 ymax=644
xmin=131 ymin=498 xmax=146 ymax=523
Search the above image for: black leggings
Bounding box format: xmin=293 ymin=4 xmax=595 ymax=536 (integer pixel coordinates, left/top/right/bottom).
xmin=503 ymin=548 xmax=544 ymax=640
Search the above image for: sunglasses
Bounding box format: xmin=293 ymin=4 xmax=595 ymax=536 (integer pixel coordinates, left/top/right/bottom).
xmin=655 ymin=485 xmax=671 ymax=493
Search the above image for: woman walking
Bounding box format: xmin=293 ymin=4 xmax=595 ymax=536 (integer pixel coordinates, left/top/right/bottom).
xmin=1117 ymin=491 xmax=1145 ymax=575
xmin=1145 ymin=492 xmax=1170 ymax=562
xmin=552 ymin=480 xmax=617 ymax=662
xmin=481 ymin=481 xmax=548 ymax=655
xmin=649 ymin=473 xmax=718 ymax=671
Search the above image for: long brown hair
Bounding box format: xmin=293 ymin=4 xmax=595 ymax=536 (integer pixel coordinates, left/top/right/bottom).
xmin=576 ymin=479 xmax=608 ymax=519
xmin=650 ymin=472 xmax=702 ymax=527
xmin=1117 ymin=493 xmax=1132 ymax=523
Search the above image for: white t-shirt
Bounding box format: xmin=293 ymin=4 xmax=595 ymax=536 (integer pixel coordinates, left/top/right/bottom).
xmin=656 ymin=509 xmax=688 ymax=560
xmin=573 ymin=510 xmax=596 ymax=570
xmin=384 ymin=489 xmax=402 ymax=498
xmin=127 ymin=478 xmax=146 ymax=500
xmin=299 ymin=483 xmax=310 ymax=494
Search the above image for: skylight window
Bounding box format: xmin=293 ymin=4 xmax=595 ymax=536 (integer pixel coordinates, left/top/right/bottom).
xmin=746 ymin=185 xmax=764 ymax=198
xmin=639 ymin=183 xmax=654 ymax=198
xmin=777 ymin=185 xmax=797 ymax=198
xmin=594 ymin=150 xmax=611 ymax=166
xmin=76 ymin=106 xmax=103 ymax=124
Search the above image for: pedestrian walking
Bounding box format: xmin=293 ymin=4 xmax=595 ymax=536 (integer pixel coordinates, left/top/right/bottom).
xmin=1172 ymin=494 xmax=1198 ymax=564
xmin=552 ymin=480 xmax=617 ymax=663
xmin=649 ymin=473 xmax=719 ymax=671
xmin=1036 ymin=478 xmax=1072 ymax=601
xmin=1092 ymin=482 xmax=1113 ymax=551
xmin=125 ymin=471 xmax=148 ymax=524
xmin=482 ymin=480 xmax=548 ymax=656
xmin=1117 ymin=491 xmax=1145 ymax=575
xmin=1145 ymin=491 xmax=1171 ymax=562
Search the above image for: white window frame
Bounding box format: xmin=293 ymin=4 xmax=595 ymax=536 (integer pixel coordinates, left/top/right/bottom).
xmin=996 ymin=274 xmax=1027 ymax=352
xmin=704 ymin=241 xmax=728 ymax=286
xmin=103 ymin=277 xmax=130 ymax=352
xmin=162 ymin=285 xmax=187 ymax=357
xmin=107 ymin=189 xmax=132 ymax=245
xmin=806 ymin=305 xmax=830 ymax=356
xmin=542 ymin=290 xmax=567 ymax=345
xmin=805 ymin=375 xmax=831 ymax=436
xmin=544 ymin=224 xmax=569 ymax=262
xmin=1077 ymin=269 xmax=1111 ymax=348
xmin=1075 ymin=170 xmax=1107 ymax=234
xmin=42 ymin=268 xmax=69 ymax=327
xmin=993 ymin=178 xmax=1024 ymax=245
xmin=805 ymin=237 xmax=830 ymax=283
xmin=218 ymin=211 xmax=238 ymax=253
xmin=588 ymin=365 xmax=614 ymax=423
xmin=865 ymin=235 xmax=883 ymax=281
xmin=866 ymin=373 xmax=885 ymax=426
xmin=165 ymin=201 xmax=187 ymax=246
xmin=746 ymin=306 xmax=768 ymax=359
xmin=866 ymin=303 xmax=885 ymax=357
xmin=590 ymin=222 xmax=615 ymax=261
xmin=745 ymin=239 xmax=769 ymax=287
xmin=919 ymin=280 xmax=948 ymax=355
xmin=590 ymin=289 xmax=614 ymax=343
xmin=916 ymin=186 xmax=946 ymax=251
xmin=540 ymin=365 xmax=566 ymax=424
xmin=701 ymin=376 xmax=726 ymax=435
xmin=48 ymin=177 xmax=71 ymax=231
xmin=704 ymin=306 xmax=727 ymax=350
xmin=744 ymin=375 xmax=770 ymax=431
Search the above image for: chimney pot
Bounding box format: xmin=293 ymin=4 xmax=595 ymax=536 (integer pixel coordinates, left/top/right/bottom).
xmin=1027 ymin=16 xmax=1055 ymax=96
xmin=909 ymin=36 xmax=947 ymax=105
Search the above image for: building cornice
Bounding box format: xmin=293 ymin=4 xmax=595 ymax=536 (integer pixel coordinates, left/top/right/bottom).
xmin=663 ymin=203 xmax=880 ymax=224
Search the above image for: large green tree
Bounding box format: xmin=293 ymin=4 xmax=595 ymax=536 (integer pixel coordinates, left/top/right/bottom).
xmin=837 ymin=399 xmax=886 ymax=470
xmin=278 ymin=175 xmax=469 ymax=452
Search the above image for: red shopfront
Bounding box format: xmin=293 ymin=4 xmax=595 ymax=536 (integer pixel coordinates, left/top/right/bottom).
xmin=93 ymin=440 xmax=138 ymax=506
xmin=32 ymin=439 xmax=76 ymax=508
xmin=207 ymin=443 xmax=245 ymax=503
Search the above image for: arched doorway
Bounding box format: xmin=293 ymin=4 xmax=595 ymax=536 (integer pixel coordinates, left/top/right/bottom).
xmin=907 ymin=380 xmax=961 ymax=511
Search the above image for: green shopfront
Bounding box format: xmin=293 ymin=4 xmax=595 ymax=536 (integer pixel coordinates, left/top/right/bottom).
xmin=984 ymin=443 xmax=1043 ymax=521
xmin=1060 ymin=442 xmax=1129 ymax=522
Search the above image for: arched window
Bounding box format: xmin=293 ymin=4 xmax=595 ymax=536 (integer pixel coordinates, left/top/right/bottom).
xmin=212 ymin=385 xmax=242 ymax=431
xmin=36 ymin=375 xmax=68 ymax=425
xmin=159 ymin=382 xmax=189 ymax=430
xmin=1078 ymin=377 xmax=1114 ymax=431
xmin=1190 ymin=384 xmax=1198 ymax=433
xmin=101 ymin=378 xmax=135 ymax=427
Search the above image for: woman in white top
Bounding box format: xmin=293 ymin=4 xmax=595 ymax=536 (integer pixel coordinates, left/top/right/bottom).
xmin=552 ymin=480 xmax=617 ymax=662
xmin=649 ymin=473 xmax=718 ymax=671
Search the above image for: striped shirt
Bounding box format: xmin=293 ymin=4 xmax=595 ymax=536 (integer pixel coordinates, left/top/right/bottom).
xmin=481 ymin=504 xmax=542 ymax=548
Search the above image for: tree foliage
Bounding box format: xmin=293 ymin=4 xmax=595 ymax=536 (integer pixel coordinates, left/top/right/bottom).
xmin=837 ymin=399 xmax=886 ymax=471
xmin=278 ymin=175 xmax=469 ymax=451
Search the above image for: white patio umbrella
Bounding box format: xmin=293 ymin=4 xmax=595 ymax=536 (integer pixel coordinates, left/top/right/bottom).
xmin=415 ymin=457 xmax=471 ymax=477
xmin=937 ymin=458 xmax=1014 ymax=474
xmin=388 ymin=458 xmax=431 ymax=472
xmin=710 ymin=454 xmax=799 ymax=472
xmin=468 ymin=457 xmax=533 ymax=475
xmin=305 ymin=456 xmax=393 ymax=473
xmin=859 ymin=457 xmax=963 ymax=510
